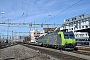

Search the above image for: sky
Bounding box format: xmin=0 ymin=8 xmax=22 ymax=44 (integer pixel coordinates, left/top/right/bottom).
xmin=0 ymin=0 xmax=90 ymax=39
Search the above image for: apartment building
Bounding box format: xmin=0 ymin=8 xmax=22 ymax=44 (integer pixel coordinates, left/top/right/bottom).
xmin=61 ymin=14 xmax=90 ymax=41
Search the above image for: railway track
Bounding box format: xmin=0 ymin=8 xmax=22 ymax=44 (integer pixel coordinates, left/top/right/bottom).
xmin=21 ymin=44 xmax=89 ymax=60
xmin=71 ymin=50 xmax=90 ymax=56
xmin=0 ymin=43 xmax=17 ymax=49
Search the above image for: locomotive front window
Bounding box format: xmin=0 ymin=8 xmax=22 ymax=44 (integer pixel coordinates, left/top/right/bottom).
xmin=64 ymin=33 xmax=75 ymax=39
xmin=64 ymin=34 xmax=69 ymax=39
xmin=69 ymin=34 xmax=75 ymax=39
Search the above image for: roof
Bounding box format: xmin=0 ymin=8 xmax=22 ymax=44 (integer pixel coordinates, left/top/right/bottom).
xmin=75 ymin=28 xmax=90 ymax=33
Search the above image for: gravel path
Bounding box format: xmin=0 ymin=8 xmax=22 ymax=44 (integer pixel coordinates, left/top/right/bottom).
xmin=0 ymin=45 xmax=59 ymax=60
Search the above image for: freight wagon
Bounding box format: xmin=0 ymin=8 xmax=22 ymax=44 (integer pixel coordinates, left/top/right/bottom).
xmin=36 ymin=31 xmax=77 ymax=50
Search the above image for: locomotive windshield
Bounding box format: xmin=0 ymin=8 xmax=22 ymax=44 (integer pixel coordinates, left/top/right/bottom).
xmin=69 ymin=34 xmax=75 ymax=39
xmin=64 ymin=34 xmax=69 ymax=39
xmin=64 ymin=32 xmax=75 ymax=39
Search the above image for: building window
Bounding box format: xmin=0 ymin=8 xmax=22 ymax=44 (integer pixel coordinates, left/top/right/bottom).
xmin=79 ymin=16 xmax=81 ymax=18
xmin=74 ymin=21 xmax=76 ymax=24
xmin=75 ymin=18 xmax=76 ymax=20
xmin=66 ymin=23 xmax=69 ymax=26
xmin=75 ymin=26 xmax=78 ymax=29
xmin=86 ymin=18 xmax=89 ymax=21
xmin=72 ymin=18 xmax=74 ymax=21
xmin=75 ymin=34 xmax=78 ymax=37
xmin=82 ymin=26 xmax=84 ymax=28
xmin=72 ymin=18 xmax=76 ymax=21
xmin=79 ymin=26 xmax=81 ymax=29
xmin=77 ymin=27 xmax=78 ymax=29
xmin=82 ymin=34 xmax=84 ymax=37
xmin=71 ymin=22 xmax=73 ymax=24
xmin=82 ymin=19 xmax=85 ymax=22
xmin=82 ymin=15 xmax=84 ymax=18
xmin=71 ymin=28 xmax=73 ymax=30
xmin=86 ymin=25 xmax=88 ymax=28
xmin=78 ymin=20 xmax=81 ymax=23
xmin=68 ymin=20 xmax=69 ymax=21
xmin=79 ymin=34 xmax=84 ymax=37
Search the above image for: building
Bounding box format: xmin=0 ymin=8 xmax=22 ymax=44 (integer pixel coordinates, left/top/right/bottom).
xmin=30 ymin=30 xmax=44 ymax=43
xmin=29 ymin=28 xmax=60 ymax=43
xmin=61 ymin=14 xmax=90 ymax=41
xmin=43 ymin=28 xmax=60 ymax=33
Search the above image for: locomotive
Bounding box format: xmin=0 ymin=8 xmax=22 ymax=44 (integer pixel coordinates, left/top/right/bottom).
xmin=36 ymin=31 xmax=77 ymax=50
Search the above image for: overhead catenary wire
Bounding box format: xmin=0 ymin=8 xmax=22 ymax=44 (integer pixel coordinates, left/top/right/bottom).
xmin=42 ymin=0 xmax=59 ymax=27
xmin=22 ymin=0 xmax=31 ymax=16
xmin=26 ymin=0 xmax=31 ymax=15
xmin=43 ymin=0 xmax=59 ymax=13
xmin=21 ymin=0 xmax=31 ymax=23
xmin=20 ymin=0 xmax=59 ymax=27
xmin=19 ymin=0 xmax=82 ymax=29
xmin=22 ymin=0 xmax=24 ymax=16
xmin=24 ymin=0 xmax=31 ymax=22
xmin=21 ymin=0 xmax=26 ymax=22
xmin=26 ymin=0 xmax=59 ymax=24
xmin=44 ymin=0 xmax=82 ymax=23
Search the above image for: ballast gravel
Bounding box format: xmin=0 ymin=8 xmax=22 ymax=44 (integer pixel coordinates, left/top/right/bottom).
xmin=0 ymin=45 xmax=59 ymax=60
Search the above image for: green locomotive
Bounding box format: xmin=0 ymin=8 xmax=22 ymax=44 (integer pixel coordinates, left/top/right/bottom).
xmin=37 ymin=31 xmax=77 ymax=50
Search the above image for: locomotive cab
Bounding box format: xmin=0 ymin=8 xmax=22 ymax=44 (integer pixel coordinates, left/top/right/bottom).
xmin=58 ymin=32 xmax=77 ymax=50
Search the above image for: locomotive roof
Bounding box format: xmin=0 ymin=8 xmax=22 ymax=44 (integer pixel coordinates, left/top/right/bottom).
xmin=63 ymin=31 xmax=74 ymax=34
